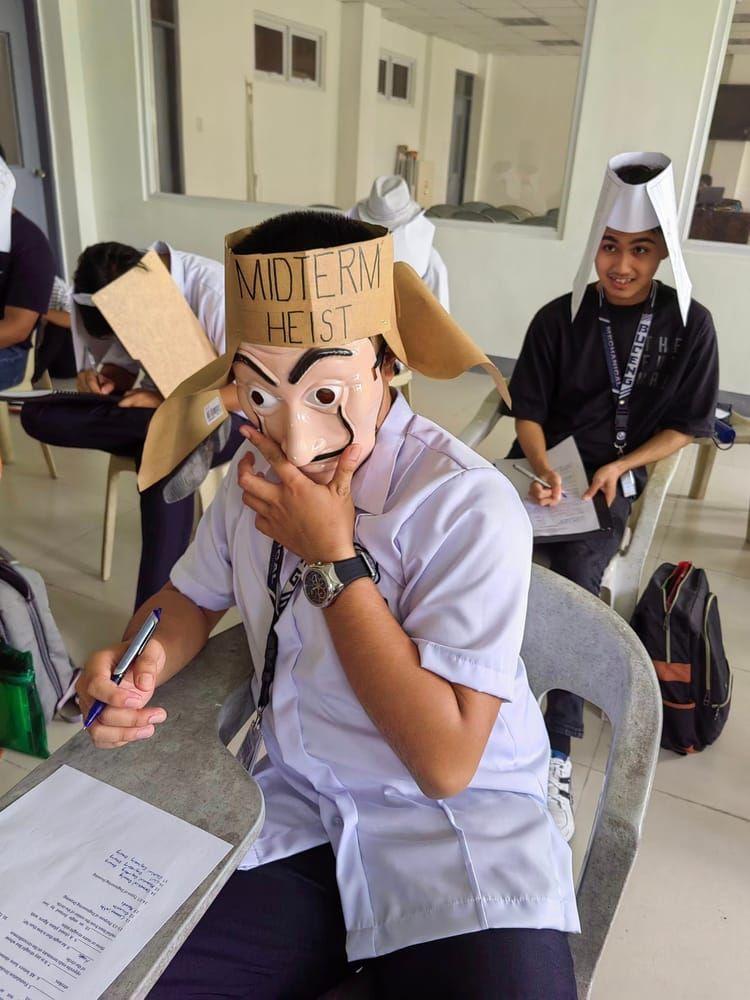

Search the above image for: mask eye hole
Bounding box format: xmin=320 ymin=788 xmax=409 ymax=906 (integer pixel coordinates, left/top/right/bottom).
xmin=243 ymin=386 xmax=278 ymax=412
xmin=305 ymin=385 xmax=342 ymax=410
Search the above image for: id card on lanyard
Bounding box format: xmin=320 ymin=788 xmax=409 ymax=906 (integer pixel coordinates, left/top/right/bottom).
xmin=598 ymin=282 xmax=658 ymax=499
xmin=238 ymin=540 xmax=304 ymax=774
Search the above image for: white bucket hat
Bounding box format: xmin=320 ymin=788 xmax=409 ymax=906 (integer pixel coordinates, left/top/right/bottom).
xmin=354 ymin=175 xmax=423 ymax=229
xmin=572 ymin=152 xmax=692 ymax=325
xmin=1 ymin=155 xmax=16 ymax=253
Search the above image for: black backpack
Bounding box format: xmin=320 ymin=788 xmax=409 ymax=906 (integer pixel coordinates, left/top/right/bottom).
xmin=630 ymin=561 xmax=732 ymax=755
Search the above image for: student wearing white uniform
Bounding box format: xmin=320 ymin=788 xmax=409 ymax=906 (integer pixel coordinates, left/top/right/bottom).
xmin=21 ymin=241 xmax=244 ymax=609
xmin=77 ymin=213 xmax=578 ymax=998
xmin=350 ymin=174 xmax=450 ymax=310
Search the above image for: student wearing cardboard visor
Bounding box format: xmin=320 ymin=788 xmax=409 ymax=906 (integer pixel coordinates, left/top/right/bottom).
xmin=76 ymin=212 xmax=579 ymax=999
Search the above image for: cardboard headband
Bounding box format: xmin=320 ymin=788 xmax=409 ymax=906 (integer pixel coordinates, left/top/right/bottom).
xmin=70 ymin=249 xmax=217 ymax=397
xmin=572 ymin=152 xmax=692 ymax=325
xmin=137 ymin=224 xmax=509 ymax=491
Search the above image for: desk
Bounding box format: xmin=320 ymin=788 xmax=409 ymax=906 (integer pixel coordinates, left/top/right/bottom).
xmin=689 ymin=412 xmax=750 ymax=544
xmin=0 ymin=624 xmax=263 ymax=999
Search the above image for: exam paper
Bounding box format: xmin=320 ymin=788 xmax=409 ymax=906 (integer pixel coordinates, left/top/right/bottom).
xmin=495 ymin=436 xmax=602 ymax=540
xmin=0 ymin=765 xmax=231 ymax=1000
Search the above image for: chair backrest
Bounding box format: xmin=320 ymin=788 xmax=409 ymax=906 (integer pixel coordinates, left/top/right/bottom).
xmin=497 ymin=204 xmax=534 ymax=220
xmin=460 ymin=200 xmax=494 ymax=212
xmin=451 ymin=209 xmax=493 ymax=222
xmin=522 ymin=565 xmax=661 ymax=998
xmin=482 ymin=207 xmax=518 ymax=223
xmin=424 ymin=204 xmax=457 ymax=218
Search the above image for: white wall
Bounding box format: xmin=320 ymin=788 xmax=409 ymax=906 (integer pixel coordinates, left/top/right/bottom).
xmin=42 ymin=0 xmax=749 ymax=392
xmin=372 ymin=20 xmax=427 ymax=183
xmin=475 ymin=55 xmax=580 ymax=214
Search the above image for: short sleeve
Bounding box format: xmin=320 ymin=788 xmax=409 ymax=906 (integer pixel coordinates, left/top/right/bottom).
xmin=170 ymin=463 xmax=238 ymax=610
xmin=659 ymin=310 xmax=719 ymax=439
xmin=5 ymin=217 xmax=55 ymax=315
xmin=508 ymin=309 xmax=558 ymax=424
xmin=397 ymin=468 xmax=532 ymax=702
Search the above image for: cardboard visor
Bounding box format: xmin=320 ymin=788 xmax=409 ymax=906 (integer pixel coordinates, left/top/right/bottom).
xmin=138 ymin=225 xmax=509 ymax=491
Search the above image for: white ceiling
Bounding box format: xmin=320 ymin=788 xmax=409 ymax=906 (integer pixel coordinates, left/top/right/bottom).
xmin=351 ymin=1 xmax=750 ymax=59
xmin=356 ymin=1 xmax=589 ymax=56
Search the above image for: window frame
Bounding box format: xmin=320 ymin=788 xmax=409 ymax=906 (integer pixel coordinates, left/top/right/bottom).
xmin=378 ymin=50 xmax=415 ymax=104
xmin=254 ymin=13 xmax=324 ymax=90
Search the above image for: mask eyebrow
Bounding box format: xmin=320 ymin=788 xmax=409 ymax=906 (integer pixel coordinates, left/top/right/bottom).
xmin=288 ymin=348 xmax=354 ymax=385
xmin=233 ymin=352 xmax=279 ymax=386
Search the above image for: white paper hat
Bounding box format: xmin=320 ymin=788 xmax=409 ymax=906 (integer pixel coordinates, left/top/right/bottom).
xmin=572 ymin=152 xmax=692 ymax=325
xmin=0 ymin=155 xmax=16 ymax=253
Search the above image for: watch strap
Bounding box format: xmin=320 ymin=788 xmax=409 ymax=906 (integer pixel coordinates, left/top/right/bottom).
xmin=334 ymin=549 xmax=378 ymax=587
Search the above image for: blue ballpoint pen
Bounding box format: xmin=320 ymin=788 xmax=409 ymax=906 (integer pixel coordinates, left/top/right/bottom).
xmin=84 ymin=608 xmax=162 ymax=729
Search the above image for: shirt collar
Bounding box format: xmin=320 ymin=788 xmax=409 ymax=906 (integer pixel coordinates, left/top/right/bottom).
xmin=149 ymin=240 xmax=184 ymax=293
xmin=351 ymin=391 xmax=412 ymax=515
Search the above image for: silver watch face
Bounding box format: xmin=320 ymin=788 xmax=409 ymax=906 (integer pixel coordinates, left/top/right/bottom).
xmin=303 ymin=567 xmax=333 ymax=607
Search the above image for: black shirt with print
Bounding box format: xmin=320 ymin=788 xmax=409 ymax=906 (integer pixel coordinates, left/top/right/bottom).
xmin=507 ymin=282 xmax=719 ymax=475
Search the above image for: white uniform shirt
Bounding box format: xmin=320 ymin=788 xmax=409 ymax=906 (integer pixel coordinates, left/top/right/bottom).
xmin=171 ymin=393 xmax=579 ymax=960
xmin=71 ymin=241 xmax=225 ymax=384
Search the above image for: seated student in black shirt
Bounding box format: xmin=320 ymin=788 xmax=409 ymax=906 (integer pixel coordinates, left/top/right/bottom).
xmin=508 ymin=153 xmax=719 ymax=841
xmin=0 ymin=147 xmax=56 ymax=392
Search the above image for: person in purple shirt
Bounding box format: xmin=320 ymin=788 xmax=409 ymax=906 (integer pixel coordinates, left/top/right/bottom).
xmin=0 ymin=145 xmax=56 ymax=391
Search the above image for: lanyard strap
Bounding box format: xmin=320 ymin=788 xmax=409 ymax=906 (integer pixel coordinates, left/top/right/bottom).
xmin=597 ymin=281 xmax=658 ymax=454
xmin=255 ymin=541 xmax=304 ymax=721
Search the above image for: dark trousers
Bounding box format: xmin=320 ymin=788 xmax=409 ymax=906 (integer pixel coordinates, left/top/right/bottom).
xmin=21 ymin=400 xmax=244 ymax=609
xmin=537 ymin=490 xmax=632 ymax=740
xmin=148 ymin=844 xmax=577 ymax=1000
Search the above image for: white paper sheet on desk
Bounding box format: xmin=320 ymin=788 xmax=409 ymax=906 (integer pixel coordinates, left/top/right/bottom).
xmin=0 ymin=765 xmax=231 ymax=1000
xmin=495 ymin=435 xmax=601 ymax=539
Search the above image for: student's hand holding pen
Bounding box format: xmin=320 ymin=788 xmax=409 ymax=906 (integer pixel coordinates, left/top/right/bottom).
xmin=76 ymin=637 xmax=168 ymax=749
xmin=76 ymin=368 xmax=116 ymax=396
xmin=527 ymin=467 xmax=564 ymax=507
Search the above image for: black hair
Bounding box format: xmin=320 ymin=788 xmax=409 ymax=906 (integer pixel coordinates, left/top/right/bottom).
xmin=0 ymin=143 xmax=6 ymax=163
xmin=614 ymin=163 xmax=664 ymax=186
xmin=73 ymin=242 xmax=145 ymax=339
xmin=700 ymin=173 xmax=713 ymax=187
xmin=233 ymin=211 xmax=375 ymax=255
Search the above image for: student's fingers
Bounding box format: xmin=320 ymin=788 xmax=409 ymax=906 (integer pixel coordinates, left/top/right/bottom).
xmin=528 ymin=482 xmax=550 ymax=505
xmin=98 ymin=379 xmax=115 ymax=396
xmin=240 ymin=426 xmax=300 ymax=485
xmin=548 ymin=471 xmax=563 ymax=503
xmin=83 ymin=645 xmax=144 ymax=709
xmin=88 ymin=722 xmax=156 ymax=749
xmin=330 ymin=444 xmax=361 ymax=499
xmin=131 ymin=638 xmax=166 ymax=696
xmin=582 ymin=479 xmax=601 ymax=501
xmin=96 ymin=704 xmax=167 ymax=729
xmin=604 ymin=479 xmax=617 ymax=507
xmin=237 ymin=450 xmax=255 ymax=481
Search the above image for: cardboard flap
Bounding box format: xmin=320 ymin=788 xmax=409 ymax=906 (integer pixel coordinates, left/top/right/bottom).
xmin=92 ymin=250 xmax=217 ymax=396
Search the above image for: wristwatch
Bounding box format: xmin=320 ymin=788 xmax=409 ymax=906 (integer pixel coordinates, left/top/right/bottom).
xmin=302 ymin=547 xmax=379 ymax=608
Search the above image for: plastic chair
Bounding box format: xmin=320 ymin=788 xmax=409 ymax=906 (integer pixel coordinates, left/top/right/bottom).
xmin=482 ymin=207 xmax=518 ymax=223
xmin=321 ymin=566 xmax=661 ymax=998
xmin=424 ymin=204 xmax=458 ymax=218
xmin=688 ymin=411 xmax=750 ymax=542
xmin=0 ymin=333 xmax=58 ymax=478
xmin=100 ymin=457 xmax=229 ymax=581
xmin=460 ymin=200 xmax=493 ymax=212
xmin=521 ymin=215 xmax=554 ymax=226
xmin=450 ymin=209 xmax=493 ymax=222
xmin=458 ymin=389 xmax=681 ymax=620
xmin=497 ymin=204 xmax=534 ymax=221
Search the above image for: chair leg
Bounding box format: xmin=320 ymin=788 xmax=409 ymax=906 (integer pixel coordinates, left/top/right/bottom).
xmin=688 ymin=445 xmax=716 ymax=500
xmin=0 ymin=402 xmax=15 ymax=464
xmin=40 ymin=442 xmax=58 ymax=479
xmin=101 ymin=462 xmax=121 ymax=582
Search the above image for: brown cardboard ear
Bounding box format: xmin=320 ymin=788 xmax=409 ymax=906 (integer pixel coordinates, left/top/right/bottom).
xmin=392 ymin=262 xmax=511 ymax=409
xmin=92 ymin=250 xmax=217 ymax=397
xmin=137 ymin=388 xmax=228 ymax=492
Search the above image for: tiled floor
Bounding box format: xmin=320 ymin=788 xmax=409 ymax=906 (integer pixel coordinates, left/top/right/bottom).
xmin=1 ymin=372 xmax=748 ymax=998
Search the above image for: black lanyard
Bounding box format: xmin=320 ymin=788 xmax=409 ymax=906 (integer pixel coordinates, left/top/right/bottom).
xmin=598 ymin=281 xmax=658 ymax=455
xmin=238 ymin=541 xmax=303 ymax=771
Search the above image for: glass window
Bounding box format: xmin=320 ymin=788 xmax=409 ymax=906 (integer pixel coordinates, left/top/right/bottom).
xmin=291 ymin=34 xmax=317 ymax=83
xmin=255 ymin=24 xmax=284 ymax=76
xmin=391 ymin=61 xmax=410 ymax=101
xmin=377 ymin=58 xmax=387 ymax=96
xmin=690 ymin=11 xmax=750 ymax=245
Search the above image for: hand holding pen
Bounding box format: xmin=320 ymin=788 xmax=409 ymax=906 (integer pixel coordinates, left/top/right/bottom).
xmin=79 ymin=609 xmax=168 ymax=745
xmin=512 ymin=463 xmax=567 ymax=506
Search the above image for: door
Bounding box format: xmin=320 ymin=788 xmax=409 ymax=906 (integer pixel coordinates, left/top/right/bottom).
xmin=446 ymin=70 xmax=474 ymax=205
xmin=0 ymin=0 xmax=50 ymax=235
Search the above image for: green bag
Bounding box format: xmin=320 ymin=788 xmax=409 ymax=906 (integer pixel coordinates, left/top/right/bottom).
xmin=0 ymin=640 xmax=50 ymax=758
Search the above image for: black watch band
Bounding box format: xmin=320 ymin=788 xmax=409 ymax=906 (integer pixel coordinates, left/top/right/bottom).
xmin=334 ymin=551 xmax=376 ymax=587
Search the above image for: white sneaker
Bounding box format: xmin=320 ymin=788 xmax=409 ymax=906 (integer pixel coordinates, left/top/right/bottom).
xmin=547 ymin=756 xmax=575 ymax=842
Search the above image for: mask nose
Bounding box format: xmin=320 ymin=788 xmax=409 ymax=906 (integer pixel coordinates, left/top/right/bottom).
xmin=281 ymin=406 xmax=321 ymax=467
